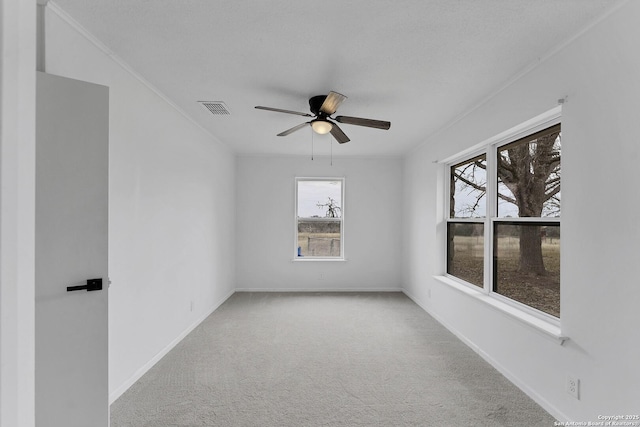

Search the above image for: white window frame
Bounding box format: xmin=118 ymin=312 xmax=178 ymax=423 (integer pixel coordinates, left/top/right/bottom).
xmin=294 ymin=177 xmax=345 ymax=261
xmin=442 ymin=106 xmax=562 ymax=325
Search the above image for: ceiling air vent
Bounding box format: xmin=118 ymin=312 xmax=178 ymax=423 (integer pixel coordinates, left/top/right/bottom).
xmin=199 ymin=101 xmax=230 ymax=115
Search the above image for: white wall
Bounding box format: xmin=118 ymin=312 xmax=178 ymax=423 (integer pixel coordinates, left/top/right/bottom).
xmin=43 ymin=6 xmax=236 ymax=402
xmin=403 ymin=1 xmax=640 ymax=421
xmin=236 ymin=155 xmax=402 ymax=291
xmin=0 ymin=1 xmax=36 ymax=426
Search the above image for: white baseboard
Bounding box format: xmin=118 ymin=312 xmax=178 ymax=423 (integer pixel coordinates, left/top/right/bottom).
xmin=401 ymin=288 xmax=567 ymax=422
xmin=109 ymin=289 xmax=235 ymax=404
xmin=235 ymin=287 xmax=402 ymax=293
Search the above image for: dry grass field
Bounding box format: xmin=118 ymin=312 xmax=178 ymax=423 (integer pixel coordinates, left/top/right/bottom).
xmin=297 ymin=232 xmax=341 ymax=257
xmin=449 ymin=236 xmax=560 ymax=317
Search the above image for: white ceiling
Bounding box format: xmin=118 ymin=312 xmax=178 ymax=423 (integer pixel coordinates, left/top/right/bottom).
xmin=52 ymin=0 xmax=619 ymax=157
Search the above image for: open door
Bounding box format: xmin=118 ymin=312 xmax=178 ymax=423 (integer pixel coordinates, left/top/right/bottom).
xmin=35 ymin=72 xmax=109 ymax=427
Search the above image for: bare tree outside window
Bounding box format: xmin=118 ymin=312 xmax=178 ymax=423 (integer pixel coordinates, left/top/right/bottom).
xmin=448 ymin=124 xmax=561 ymax=317
xmin=316 ymin=197 xmax=342 ymax=218
xmin=450 ymin=154 xmax=487 ymax=219
xmin=448 ymin=155 xmax=486 ymax=287
xmin=497 ymin=125 xmax=561 ymax=276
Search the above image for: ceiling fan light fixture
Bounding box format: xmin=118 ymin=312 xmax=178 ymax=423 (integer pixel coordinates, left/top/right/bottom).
xmin=311 ymin=119 xmax=333 ymax=135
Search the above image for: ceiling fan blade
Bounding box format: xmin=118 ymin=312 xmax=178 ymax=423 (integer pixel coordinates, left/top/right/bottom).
xmin=319 ymin=91 xmax=347 ymax=115
xmin=329 ymin=122 xmax=350 ymax=144
xmin=335 ymin=115 xmax=391 ymax=130
xmin=255 ymin=106 xmax=313 ymax=117
xmin=277 ymin=122 xmax=310 ymax=136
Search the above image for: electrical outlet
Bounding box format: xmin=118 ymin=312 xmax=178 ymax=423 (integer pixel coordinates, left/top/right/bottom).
xmin=567 ymin=375 xmax=580 ymax=399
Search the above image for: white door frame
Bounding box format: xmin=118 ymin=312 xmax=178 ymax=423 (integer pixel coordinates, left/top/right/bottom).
xmin=0 ymin=1 xmax=37 ymax=426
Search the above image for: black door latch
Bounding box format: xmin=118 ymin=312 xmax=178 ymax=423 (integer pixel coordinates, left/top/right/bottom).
xmin=67 ymin=278 xmax=102 ymax=292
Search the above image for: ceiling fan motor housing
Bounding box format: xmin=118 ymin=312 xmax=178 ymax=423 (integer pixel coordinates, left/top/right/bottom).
xmin=309 ymin=95 xmax=328 ymax=116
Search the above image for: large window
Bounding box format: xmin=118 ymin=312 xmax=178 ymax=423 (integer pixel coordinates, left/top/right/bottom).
xmin=295 ymin=178 xmax=344 ymax=259
xmin=447 ymin=120 xmax=561 ymax=319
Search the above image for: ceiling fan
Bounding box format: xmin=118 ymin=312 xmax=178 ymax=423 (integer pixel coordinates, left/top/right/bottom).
xmin=255 ymin=91 xmax=391 ymax=144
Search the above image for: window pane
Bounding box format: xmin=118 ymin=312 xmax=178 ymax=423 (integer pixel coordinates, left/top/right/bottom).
xmin=297 ymin=180 xmax=342 ymax=218
xmin=450 ymin=155 xmax=487 ymax=218
xmin=297 ymin=179 xmax=342 ymax=258
xmin=298 ymin=219 xmax=341 ymax=257
xmin=447 ymin=222 xmax=484 ymax=287
xmin=497 ymin=125 xmax=561 ymax=218
xmin=493 ymin=223 xmax=560 ymax=317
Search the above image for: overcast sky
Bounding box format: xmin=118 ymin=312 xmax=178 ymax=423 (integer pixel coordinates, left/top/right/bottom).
xmin=297 ymin=180 xmax=342 ymax=218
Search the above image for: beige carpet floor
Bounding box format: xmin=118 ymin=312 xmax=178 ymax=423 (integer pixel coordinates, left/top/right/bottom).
xmin=110 ymin=292 xmax=556 ymax=426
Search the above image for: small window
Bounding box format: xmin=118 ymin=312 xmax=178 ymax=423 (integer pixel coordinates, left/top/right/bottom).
xmin=295 ymin=178 xmax=344 ymax=259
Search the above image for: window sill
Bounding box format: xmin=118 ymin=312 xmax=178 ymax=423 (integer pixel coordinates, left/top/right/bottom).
xmin=292 ymin=258 xmax=347 ymax=262
xmin=433 ymin=275 xmax=568 ymax=345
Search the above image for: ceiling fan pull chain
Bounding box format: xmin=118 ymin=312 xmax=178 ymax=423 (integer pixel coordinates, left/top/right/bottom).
xmin=311 ymin=127 xmax=314 ymax=161
xmin=330 ymin=137 xmax=333 ymax=166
